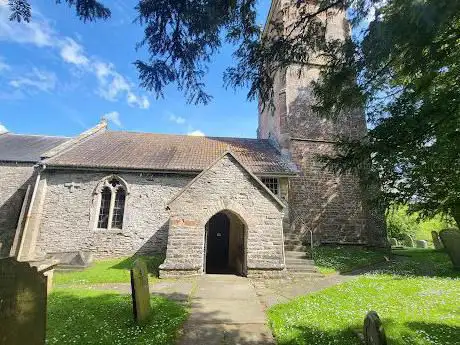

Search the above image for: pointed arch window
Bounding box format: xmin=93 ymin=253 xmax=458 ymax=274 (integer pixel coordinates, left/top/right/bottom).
xmin=94 ymin=176 xmax=128 ymax=230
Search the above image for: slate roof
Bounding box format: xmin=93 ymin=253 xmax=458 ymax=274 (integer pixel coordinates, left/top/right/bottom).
xmin=44 ymin=131 xmax=298 ymax=175
xmin=0 ymin=133 xmax=70 ymax=163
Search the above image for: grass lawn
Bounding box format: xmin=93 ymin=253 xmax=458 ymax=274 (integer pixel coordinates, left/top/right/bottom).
xmin=269 ymin=249 xmax=460 ymax=345
xmin=311 ymin=246 xmax=390 ymax=274
xmin=47 ymin=288 xmax=188 ymax=345
xmin=53 ymin=255 xmax=164 ymax=285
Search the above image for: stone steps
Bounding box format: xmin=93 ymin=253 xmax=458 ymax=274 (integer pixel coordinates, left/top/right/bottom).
xmin=285 ymin=250 xmax=310 ymax=259
xmin=284 ymin=243 xmax=309 ymax=251
xmin=284 ymin=250 xmax=322 ymax=276
xmin=285 ymin=258 xmax=315 ymax=265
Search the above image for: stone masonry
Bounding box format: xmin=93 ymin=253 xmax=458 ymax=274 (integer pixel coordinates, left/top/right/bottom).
xmin=160 ymin=153 xmax=285 ymax=278
xmin=33 ymin=170 xmax=194 ymax=258
xmin=0 ymin=163 xmax=35 ymax=257
xmin=258 ymin=0 xmax=387 ymax=246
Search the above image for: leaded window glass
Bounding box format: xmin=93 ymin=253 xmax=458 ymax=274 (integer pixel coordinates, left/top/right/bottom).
xmin=97 ymin=187 xmax=111 ymax=229
xmin=112 ymin=189 xmax=126 ymax=229
xmin=261 ymin=177 xmax=279 ymax=196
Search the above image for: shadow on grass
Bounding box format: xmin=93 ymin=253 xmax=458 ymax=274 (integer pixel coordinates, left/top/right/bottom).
xmin=364 ymin=248 xmax=460 ymax=279
xmin=274 ymin=325 xmax=362 ymax=345
xmin=405 ymin=321 xmax=460 ymax=345
xmin=47 ymin=289 xmax=187 ymax=345
xmin=273 ymin=320 xmax=460 ymax=345
xmin=311 ymin=246 xmax=460 ymax=278
xmin=308 ymin=245 xmax=391 ymax=275
xmin=111 ymin=255 xmax=165 ymax=278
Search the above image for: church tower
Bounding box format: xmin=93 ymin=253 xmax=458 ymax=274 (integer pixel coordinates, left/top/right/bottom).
xmin=259 ymin=0 xmax=387 ymax=246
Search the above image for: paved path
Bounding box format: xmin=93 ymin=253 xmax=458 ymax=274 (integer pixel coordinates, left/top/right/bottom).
xmin=58 ymin=271 xmax=370 ymax=344
xmin=178 ymin=274 xmax=275 ymax=345
xmin=252 ymin=274 xmax=354 ymax=308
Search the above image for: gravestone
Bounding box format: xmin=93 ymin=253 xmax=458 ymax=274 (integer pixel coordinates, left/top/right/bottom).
xmin=363 ymin=311 xmax=387 ymax=345
xmin=46 ymin=251 xmax=93 ymax=270
xmin=402 ymin=234 xmax=414 ymax=248
xmin=130 ymin=258 xmax=151 ymax=324
xmin=0 ymin=258 xmax=48 ymax=345
xmin=439 ymin=229 xmax=460 ymax=269
xmin=431 ymin=231 xmax=444 ymax=250
xmin=415 ymin=240 xmax=428 ymax=249
xmin=389 ymin=238 xmax=398 ymax=247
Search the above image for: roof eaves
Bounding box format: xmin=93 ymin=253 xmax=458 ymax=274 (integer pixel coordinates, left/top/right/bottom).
xmin=43 ymin=163 xmax=202 ymax=174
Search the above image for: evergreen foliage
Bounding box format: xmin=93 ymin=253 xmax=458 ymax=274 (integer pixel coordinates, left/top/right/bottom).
xmin=7 ymin=1 xmax=460 ymax=226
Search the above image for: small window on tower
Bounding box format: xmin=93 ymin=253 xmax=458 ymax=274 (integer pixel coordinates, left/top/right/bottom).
xmin=261 ymin=177 xmax=279 ymax=196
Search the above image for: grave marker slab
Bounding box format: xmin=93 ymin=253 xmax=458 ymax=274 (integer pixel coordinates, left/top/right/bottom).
xmin=402 ymin=234 xmax=414 ymax=248
xmin=431 ymin=231 xmax=444 ymax=250
xmin=416 ymin=240 xmax=428 ymax=249
xmin=130 ymin=258 xmax=151 ymax=324
xmin=389 ymin=238 xmax=398 ymax=247
xmin=363 ymin=311 xmax=387 ymax=345
xmin=439 ymin=229 xmax=460 ymax=269
xmin=0 ymin=258 xmax=48 ymax=345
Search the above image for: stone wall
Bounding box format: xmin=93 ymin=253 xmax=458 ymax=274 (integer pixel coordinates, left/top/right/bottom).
xmin=34 ymin=170 xmax=194 ymax=258
xmin=161 ymin=154 xmax=285 ymax=277
xmin=288 ymin=141 xmax=368 ymax=244
xmin=258 ymin=1 xmax=387 ymax=246
xmin=0 ymin=163 xmax=34 ymax=257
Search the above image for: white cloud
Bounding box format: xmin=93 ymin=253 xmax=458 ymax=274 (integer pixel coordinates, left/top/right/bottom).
xmin=9 ymin=68 xmax=56 ymax=92
xmin=169 ymin=114 xmax=186 ymax=125
xmin=0 ymin=56 xmax=10 ymax=71
xmin=102 ymin=111 xmax=122 ymax=128
xmin=59 ymin=38 xmax=89 ymax=66
xmin=94 ymin=62 xmax=150 ymax=109
xmin=0 ymin=2 xmax=149 ymax=109
xmin=0 ymin=122 xmax=8 ymax=133
xmin=127 ymin=92 xmax=150 ymax=109
xmin=187 ymin=130 xmax=205 ymax=136
xmin=0 ymin=3 xmax=54 ymax=47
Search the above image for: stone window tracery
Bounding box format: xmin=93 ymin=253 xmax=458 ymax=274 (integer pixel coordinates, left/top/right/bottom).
xmin=94 ymin=176 xmax=128 ymax=230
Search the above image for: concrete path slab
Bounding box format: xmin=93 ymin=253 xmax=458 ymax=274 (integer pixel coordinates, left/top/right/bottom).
xmin=178 ymin=274 xmax=275 ymax=345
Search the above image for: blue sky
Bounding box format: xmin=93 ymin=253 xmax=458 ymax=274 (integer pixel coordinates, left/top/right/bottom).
xmin=0 ymin=1 xmax=271 ymax=138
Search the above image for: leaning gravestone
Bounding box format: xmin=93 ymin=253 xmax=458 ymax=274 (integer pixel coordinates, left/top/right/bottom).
xmin=439 ymin=229 xmax=460 ymax=269
xmin=363 ymin=311 xmax=387 ymax=345
xmin=431 ymin=231 xmax=444 ymax=250
xmin=130 ymin=258 xmax=151 ymax=324
xmin=389 ymin=238 xmax=398 ymax=247
xmin=0 ymin=258 xmax=47 ymax=345
xmin=402 ymin=234 xmax=414 ymax=248
xmin=416 ymin=240 xmax=428 ymax=249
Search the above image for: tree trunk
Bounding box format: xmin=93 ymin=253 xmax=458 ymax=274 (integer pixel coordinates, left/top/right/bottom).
xmin=452 ymin=204 xmax=460 ymax=230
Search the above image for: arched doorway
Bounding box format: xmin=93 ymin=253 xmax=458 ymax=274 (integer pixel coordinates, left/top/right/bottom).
xmin=204 ymin=211 xmax=246 ymax=276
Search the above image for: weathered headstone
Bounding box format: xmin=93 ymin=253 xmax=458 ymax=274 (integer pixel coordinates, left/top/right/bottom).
xmin=402 ymin=234 xmax=414 ymax=248
xmin=363 ymin=311 xmax=387 ymax=345
xmin=415 ymin=240 xmax=428 ymax=249
xmin=431 ymin=231 xmax=444 ymax=250
xmin=439 ymin=229 xmax=460 ymax=269
xmin=0 ymin=258 xmax=48 ymax=345
xmin=389 ymin=238 xmax=398 ymax=247
xmin=46 ymin=251 xmax=93 ymax=270
xmin=130 ymin=258 xmax=151 ymax=324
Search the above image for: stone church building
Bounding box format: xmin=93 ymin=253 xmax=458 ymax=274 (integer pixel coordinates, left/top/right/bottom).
xmin=0 ymin=0 xmax=386 ymax=277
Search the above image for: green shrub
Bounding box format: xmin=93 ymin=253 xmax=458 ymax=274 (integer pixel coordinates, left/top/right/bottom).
xmin=386 ymin=206 xmax=454 ymax=242
xmin=386 ymin=207 xmax=418 ymax=240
